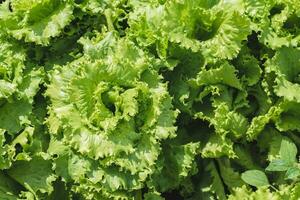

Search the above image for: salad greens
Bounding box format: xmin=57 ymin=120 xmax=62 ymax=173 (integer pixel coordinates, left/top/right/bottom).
xmin=0 ymin=0 xmax=300 ymax=199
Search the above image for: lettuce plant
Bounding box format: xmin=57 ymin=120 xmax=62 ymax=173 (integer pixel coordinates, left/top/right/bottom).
xmin=1 ymin=0 xmax=300 ymax=199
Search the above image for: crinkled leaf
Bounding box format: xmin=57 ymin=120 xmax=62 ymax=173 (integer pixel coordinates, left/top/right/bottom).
xmin=7 ymin=155 xmax=56 ymax=195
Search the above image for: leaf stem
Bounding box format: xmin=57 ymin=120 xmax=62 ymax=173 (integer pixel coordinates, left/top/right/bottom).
xmin=270 ymin=184 xmax=278 ymax=191
xmin=105 ymin=9 xmax=115 ymax=31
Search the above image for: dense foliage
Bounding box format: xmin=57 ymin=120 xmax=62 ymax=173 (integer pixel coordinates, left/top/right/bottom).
xmin=1 ymin=0 xmax=300 ymax=199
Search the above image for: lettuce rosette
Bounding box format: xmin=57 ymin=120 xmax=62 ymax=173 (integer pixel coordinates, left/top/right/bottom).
xmin=46 ymin=32 xmax=199 ymax=199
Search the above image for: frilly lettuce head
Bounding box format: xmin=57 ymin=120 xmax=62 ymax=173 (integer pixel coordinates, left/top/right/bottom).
xmin=46 ymin=32 xmax=199 ymax=199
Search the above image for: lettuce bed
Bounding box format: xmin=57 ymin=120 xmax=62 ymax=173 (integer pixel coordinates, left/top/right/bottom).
xmin=1 ymin=0 xmax=300 ymax=199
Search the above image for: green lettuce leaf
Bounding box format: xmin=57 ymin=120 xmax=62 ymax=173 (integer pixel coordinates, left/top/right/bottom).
xmin=1 ymin=0 xmax=74 ymax=45
xmin=7 ymin=155 xmax=56 ymax=197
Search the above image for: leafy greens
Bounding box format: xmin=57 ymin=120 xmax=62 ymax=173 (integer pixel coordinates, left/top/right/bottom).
xmin=1 ymin=0 xmax=300 ymax=199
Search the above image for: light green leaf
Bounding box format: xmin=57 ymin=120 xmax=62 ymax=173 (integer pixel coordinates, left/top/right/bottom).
xmin=201 ymin=9 xmax=250 ymax=60
xmin=285 ymin=167 xmax=300 ymax=180
xmin=246 ymin=105 xmax=282 ymax=141
xmin=190 ymin=62 xmax=243 ymax=90
xmin=266 ymin=47 xmax=300 ymax=103
xmin=0 ymin=99 xmax=32 ymax=134
xmin=280 ymin=139 xmax=297 ymax=165
xmin=201 ymin=134 xmax=236 ymax=158
xmin=0 ymin=80 xmax=16 ymax=99
xmin=228 ymin=185 xmax=285 ymax=200
xmin=4 ymin=0 xmax=75 ymax=45
xmin=266 ymin=159 xmax=290 ymax=171
xmin=241 ymin=170 xmax=269 ymax=188
xmin=275 ymin=101 xmax=300 ymax=132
